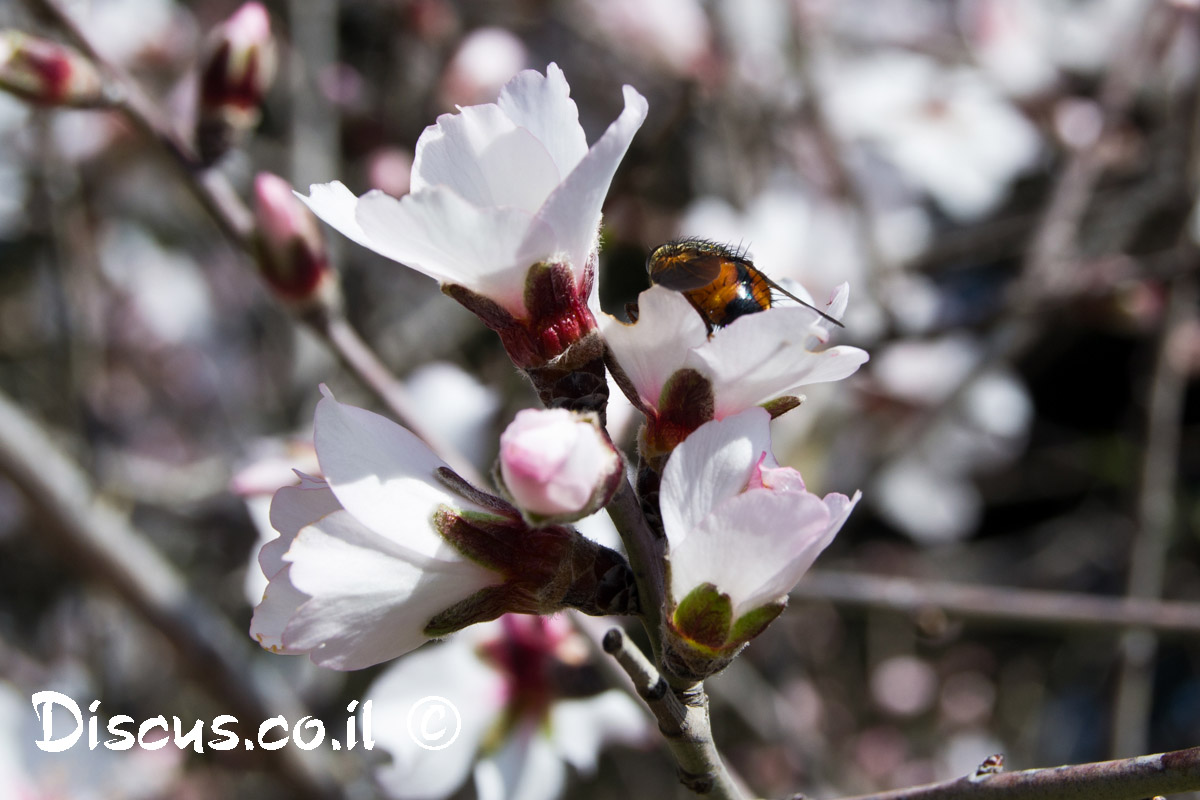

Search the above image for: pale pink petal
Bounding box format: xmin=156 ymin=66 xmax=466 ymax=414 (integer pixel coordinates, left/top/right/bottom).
xmin=659 ymin=408 xmax=772 ymax=550
xmin=600 ymin=287 xmax=709 ymax=411
xmin=499 ymin=408 xmax=618 ymax=518
xmin=496 ymin=63 xmax=589 ymax=179
xmin=525 ymin=84 xmax=649 ymax=285
xmin=411 ymin=103 xmax=562 ymax=212
xmin=737 ymin=490 xmax=860 ymax=614
xmin=369 ymin=629 xmax=506 ymax=800
xmin=313 ymin=387 xmax=486 ymax=561
xmin=281 ymin=511 xmax=500 ymax=669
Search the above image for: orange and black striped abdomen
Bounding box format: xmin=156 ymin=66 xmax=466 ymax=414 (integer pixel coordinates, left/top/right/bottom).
xmin=681 ymin=258 xmax=772 ymax=328
xmin=647 ymin=239 xmax=773 ymax=330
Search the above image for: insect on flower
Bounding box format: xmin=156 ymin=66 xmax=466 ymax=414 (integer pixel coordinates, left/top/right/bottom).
xmin=645 ymin=238 xmax=844 ymax=331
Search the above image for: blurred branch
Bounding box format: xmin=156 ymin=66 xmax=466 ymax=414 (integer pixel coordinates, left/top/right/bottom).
xmin=793 ymin=570 xmax=1200 ymax=636
xmin=287 ymin=0 xmax=339 ymax=189
xmin=19 ymin=0 xmax=483 ymax=486
xmin=22 ymin=0 xmax=255 ymax=248
xmin=0 ymin=389 xmax=339 ymax=800
xmin=1019 ymin=1 xmax=1187 ymax=299
xmin=874 ymin=1 xmax=1196 ymax=477
xmin=1111 ymin=273 xmax=1197 ymax=755
xmin=830 ymin=745 xmax=1200 ymax=800
xmin=602 ymin=627 xmax=748 ymax=800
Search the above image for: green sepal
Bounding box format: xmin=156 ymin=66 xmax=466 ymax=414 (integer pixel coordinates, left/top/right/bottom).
xmin=673 ymin=582 xmax=732 ymax=650
xmin=729 ymin=599 xmax=786 ymax=645
xmin=761 ymin=394 xmax=804 ymax=419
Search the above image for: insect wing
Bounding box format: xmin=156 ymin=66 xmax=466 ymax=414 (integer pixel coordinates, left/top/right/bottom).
xmin=648 ymin=251 xmax=727 ymax=292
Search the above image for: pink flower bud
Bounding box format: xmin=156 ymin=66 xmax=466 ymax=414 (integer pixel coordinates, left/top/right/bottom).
xmin=197 ymin=2 xmax=277 ymax=162
xmin=498 ymin=408 xmax=621 ymax=523
xmin=253 ymin=172 xmax=337 ymax=307
xmin=0 ymin=31 xmax=104 ymax=107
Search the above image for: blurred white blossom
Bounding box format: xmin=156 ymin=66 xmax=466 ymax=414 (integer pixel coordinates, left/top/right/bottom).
xmin=823 ymin=50 xmax=1041 ymax=220
xmin=439 ymin=27 xmax=528 ymax=108
xmin=367 ymin=615 xmax=650 ymax=800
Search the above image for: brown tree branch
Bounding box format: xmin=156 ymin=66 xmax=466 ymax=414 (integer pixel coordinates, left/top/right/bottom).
xmin=20 ymin=0 xmax=484 ymax=486
xmin=831 ymin=746 xmax=1200 ymax=800
xmin=0 ymin=389 xmax=340 ymax=800
xmin=792 ymin=570 xmax=1200 ymax=636
xmin=1112 ymin=273 xmax=1197 ymax=755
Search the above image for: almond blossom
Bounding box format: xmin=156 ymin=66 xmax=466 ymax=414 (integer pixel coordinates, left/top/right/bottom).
xmin=658 ymin=408 xmax=859 ymax=678
xmin=250 ymin=387 xmax=633 ymax=670
xmin=602 ymin=285 xmax=868 ymax=465
xmin=498 ymin=408 xmax=621 ymax=525
xmin=365 ymin=615 xmax=650 ymax=800
xmin=300 ymin=64 xmax=648 ymax=373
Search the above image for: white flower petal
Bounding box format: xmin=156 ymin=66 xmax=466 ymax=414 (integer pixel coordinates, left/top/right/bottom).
xmin=670 ymin=489 xmax=833 ymax=618
xmin=297 ymin=181 xmax=375 ymax=250
xmin=475 ymin=723 xmax=566 ymax=800
xmin=412 ymin=103 xmax=563 ymax=213
xmin=691 ymin=307 xmax=869 ymax=417
xmin=527 ymin=84 xmax=649 ymax=284
xmin=369 ymin=631 xmax=505 ymax=800
xmin=260 ymin=479 xmax=341 ymax=578
xmin=549 ymin=690 xmax=650 ymax=773
xmin=281 ymin=511 xmax=499 ymax=669
xmin=600 ymin=287 xmax=709 ymax=411
xmin=496 ymin=63 xmax=589 ymax=180
xmin=313 ymin=388 xmax=486 ymax=561
xmin=249 ymin=565 xmax=309 ymax=653
xmin=352 ymin=187 xmax=550 ymax=314
xmin=660 ymin=409 xmax=772 ymax=549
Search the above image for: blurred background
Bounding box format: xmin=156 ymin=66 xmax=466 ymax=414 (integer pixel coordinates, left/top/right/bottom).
xmin=1 ymin=0 xmax=1199 ymax=798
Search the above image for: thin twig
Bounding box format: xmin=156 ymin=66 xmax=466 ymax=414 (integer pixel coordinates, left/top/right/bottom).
xmin=603 ymin=627 xmax=750 ymax=800
xmin=792 ymin=570 xmax=1200 ymax=636
xmin=604 ymin=474 xmax=668 ymax=662
xmin=830 ymin=745 xmax=1200 ymax=800
xmin=1111 ymin=273 xmax=1196 ymax=755
xmin=20 ymin=0 xmax=481 ymax=483
xmin=0 ymin=389 xmax=340 ymax=800
xmin=305 ymin=308 xmax=487 ymax=486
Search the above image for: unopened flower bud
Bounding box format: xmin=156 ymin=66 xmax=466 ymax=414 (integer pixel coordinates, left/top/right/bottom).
xmin=498 ymin=408 xmax=622 ymax=524
xmin=253 ymin=172 xmax=337 ymax=308
xmin=0 ymin=31 xmax=104 ymax=107
xmin=196 ymin=2 xmax=277 ymax=164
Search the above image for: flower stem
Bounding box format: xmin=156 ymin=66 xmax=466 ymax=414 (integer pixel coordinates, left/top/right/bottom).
xmin=604 ymin=475 xmax=667 ymax=662
xmin=603 ymin=628 xmax=750 ymax=800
